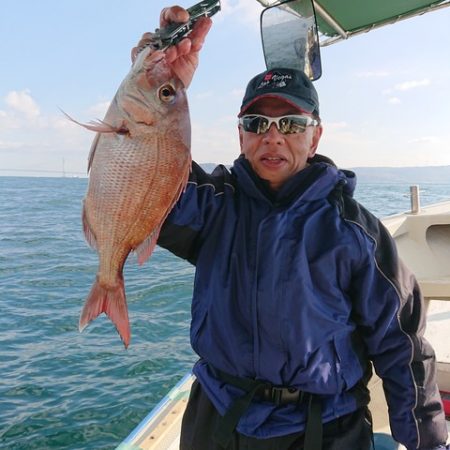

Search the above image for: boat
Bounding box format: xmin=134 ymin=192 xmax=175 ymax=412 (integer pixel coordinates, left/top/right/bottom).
xmin=117 ymin=1 xmax=450 ymax=448
xmin=370 ymin=193 xmax=450 ymax=448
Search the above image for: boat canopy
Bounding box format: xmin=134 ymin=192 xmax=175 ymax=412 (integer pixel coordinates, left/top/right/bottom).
xmin=256 ymin=0 xmax=450 ymax=46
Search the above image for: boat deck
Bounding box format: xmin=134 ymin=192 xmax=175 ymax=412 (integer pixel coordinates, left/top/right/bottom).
xmin=117 ymin=364 xmax=450 ymax=450
xmin=117 ymin=374 xmax=193 ymax=450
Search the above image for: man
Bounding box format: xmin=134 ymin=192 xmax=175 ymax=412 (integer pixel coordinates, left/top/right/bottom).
xmin=133 ymin=6 xmax=449 ymax=450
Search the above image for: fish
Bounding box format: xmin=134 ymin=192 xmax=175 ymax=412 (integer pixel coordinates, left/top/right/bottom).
xmin=74 ymin=43 xmax=191 ymax=348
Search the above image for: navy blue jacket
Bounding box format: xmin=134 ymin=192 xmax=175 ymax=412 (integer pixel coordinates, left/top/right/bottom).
xmin=158 ymin=155 xmax=447 ymax=449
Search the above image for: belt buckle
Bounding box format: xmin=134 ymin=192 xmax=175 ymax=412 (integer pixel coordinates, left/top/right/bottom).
xmin=270 ymin=386 xmax=300 ymax=405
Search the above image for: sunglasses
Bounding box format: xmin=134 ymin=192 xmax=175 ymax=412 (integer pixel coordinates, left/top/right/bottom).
xmin=239 ymin=114 xmax=319 ymax=135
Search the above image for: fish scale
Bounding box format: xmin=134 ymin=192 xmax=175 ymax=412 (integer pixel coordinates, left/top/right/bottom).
xmin=77 ymin=45 xmax=191 ymax=348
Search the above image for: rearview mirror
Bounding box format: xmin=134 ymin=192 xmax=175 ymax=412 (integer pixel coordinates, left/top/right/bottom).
xmin=261 ymin=0 xmax=322 ymax=80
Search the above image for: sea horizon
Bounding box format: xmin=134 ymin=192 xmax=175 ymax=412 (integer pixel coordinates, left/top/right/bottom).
xmin=2 ymin=161 xmax=450 ymax=182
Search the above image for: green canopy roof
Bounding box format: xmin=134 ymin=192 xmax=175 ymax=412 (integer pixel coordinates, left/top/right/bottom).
xmin=257 ymin=0 xmax=450 ymax=45
xmin=315 ymin=0 xmax=450 ymax=44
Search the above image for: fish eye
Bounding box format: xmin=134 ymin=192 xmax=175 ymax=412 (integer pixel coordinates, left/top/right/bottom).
xmin=158 ymin=84 xmax=176 ymax=103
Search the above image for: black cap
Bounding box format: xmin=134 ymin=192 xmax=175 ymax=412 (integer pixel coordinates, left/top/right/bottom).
xmin=239 ymin=68 xmax=319 ymax=117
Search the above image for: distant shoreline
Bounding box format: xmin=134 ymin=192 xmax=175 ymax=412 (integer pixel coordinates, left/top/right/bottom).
xmin=201 ymin=163 xmax=450 ymax=184
xmin=349 ymin=165 xmax=450 ymax=184
xmin=2 ymin=163 xmax=450 ymax=184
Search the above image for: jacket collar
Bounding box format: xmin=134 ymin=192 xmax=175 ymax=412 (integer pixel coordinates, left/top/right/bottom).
xmin=231 ymin=154 xmax=355 ymax=207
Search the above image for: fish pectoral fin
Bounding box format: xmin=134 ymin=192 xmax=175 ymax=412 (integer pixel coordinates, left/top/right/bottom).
xmin=87 ymin=133 xmax=100 ymax=173
xmin=135 ymin=227 xmax=161 ymax=266
xmin=79 ymin=277 xmax=131 ymax=349
xmin=134 ymin=172 xmax=191 ymax=265
xmin=82 ymin=204 xmax=97 ymax=249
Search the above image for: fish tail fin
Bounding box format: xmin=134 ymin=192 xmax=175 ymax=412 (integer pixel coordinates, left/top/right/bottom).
xmin=79 ymin=277 xmax=131 ymax=348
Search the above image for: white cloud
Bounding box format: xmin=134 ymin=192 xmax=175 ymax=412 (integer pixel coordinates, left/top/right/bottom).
xmin=194 ymin=91 xmax=214 ymax=100
xmin=0 ymin=89 xmax=94 ymax=175
xmin=5 ymin=89 xmax=40 ymax=118
xmin=388 ymin=97 xmax=401 ymax=104
xmin=356 ymin=70 xmax=390 ymax=78
xmin=394 ymin=79 xmax=430 ymax=91
xmin=324 ymin=121 xmax=348 ymax=130
xmin=220 ymin=0 xmax=261 ymax=26
xmin=87 ymin=101 xmax=110 ymax=118
xmin=382 ymin=78 xmax=431 ymax=97
xmin=408 ymin=136 xmax=441 ymax=144
xmin=51 ymin=114 xmax=81 ymax=131
xmin=0 ymin=140 xmax=25 ymax=150
xmin=191 ymin=116 xmax=240 ymax=164
xmin=231 ymin=88 xmax=245 ymax=97
xmin=320 ymin=123 xmax=366 ymax=155
xmin=0 ymin=109 xmax=21 ymax=130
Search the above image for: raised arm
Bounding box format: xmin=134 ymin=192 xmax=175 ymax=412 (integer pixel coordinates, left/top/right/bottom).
xmin=131 ymin=5 xmax=212 ymax=88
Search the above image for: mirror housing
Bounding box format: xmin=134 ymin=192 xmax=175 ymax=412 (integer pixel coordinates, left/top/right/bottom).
xmin=260 ymin=0 xmax=322 ymax=80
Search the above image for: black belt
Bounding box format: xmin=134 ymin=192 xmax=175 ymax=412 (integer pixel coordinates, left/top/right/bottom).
xmin=260 ymin=384 xmax=305 ymax=405
xmin=212 ymin=367 xmax=323 ymax=450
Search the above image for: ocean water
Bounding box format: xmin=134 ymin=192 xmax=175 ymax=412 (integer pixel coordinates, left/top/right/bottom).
xmin=1 ymin=176 xmax=449 ymax=450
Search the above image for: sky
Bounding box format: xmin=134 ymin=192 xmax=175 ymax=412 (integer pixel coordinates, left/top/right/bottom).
xmin=1 ymin=0 xmax=450 ymax=177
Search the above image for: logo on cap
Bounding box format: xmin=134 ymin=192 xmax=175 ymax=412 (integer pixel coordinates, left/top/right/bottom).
xmin=257 ymin=71 xmax=293 ymax=91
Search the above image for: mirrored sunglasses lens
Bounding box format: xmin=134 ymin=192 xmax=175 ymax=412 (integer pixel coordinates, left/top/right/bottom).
xmin=286 ymin=117 xmax=308 ymax=133
xmin=279 ymin=117 xmax=291 ymax=134
xmin=243 ymin=116 xmax=268 ymax=134
xmin=257 ymin=117 xmax=269 ymax=134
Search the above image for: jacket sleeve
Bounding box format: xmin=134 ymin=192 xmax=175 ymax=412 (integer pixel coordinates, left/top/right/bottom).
xmin=157 ymin=161 xmax=235 ymax=265
xmin=342 ymin=198 xmax=448 ymax=450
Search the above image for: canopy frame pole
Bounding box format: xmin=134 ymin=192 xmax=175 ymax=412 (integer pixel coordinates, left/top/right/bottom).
xmin=313 ymin=1 xmax=348 ymax=39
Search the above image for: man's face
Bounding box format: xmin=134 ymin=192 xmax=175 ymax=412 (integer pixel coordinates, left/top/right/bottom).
xmin=239 ymin=97 xmax=322 ymax=191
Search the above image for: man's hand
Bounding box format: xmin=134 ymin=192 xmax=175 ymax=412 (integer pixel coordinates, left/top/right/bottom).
xmin=131 ymin=6 xmax=212 ymax=88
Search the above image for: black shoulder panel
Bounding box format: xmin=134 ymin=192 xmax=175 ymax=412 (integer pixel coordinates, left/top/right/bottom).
xmin=189 ymin=162 xmax=236 ymax=193
xmin=328 ymin=185 xmax=398 ymax=284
